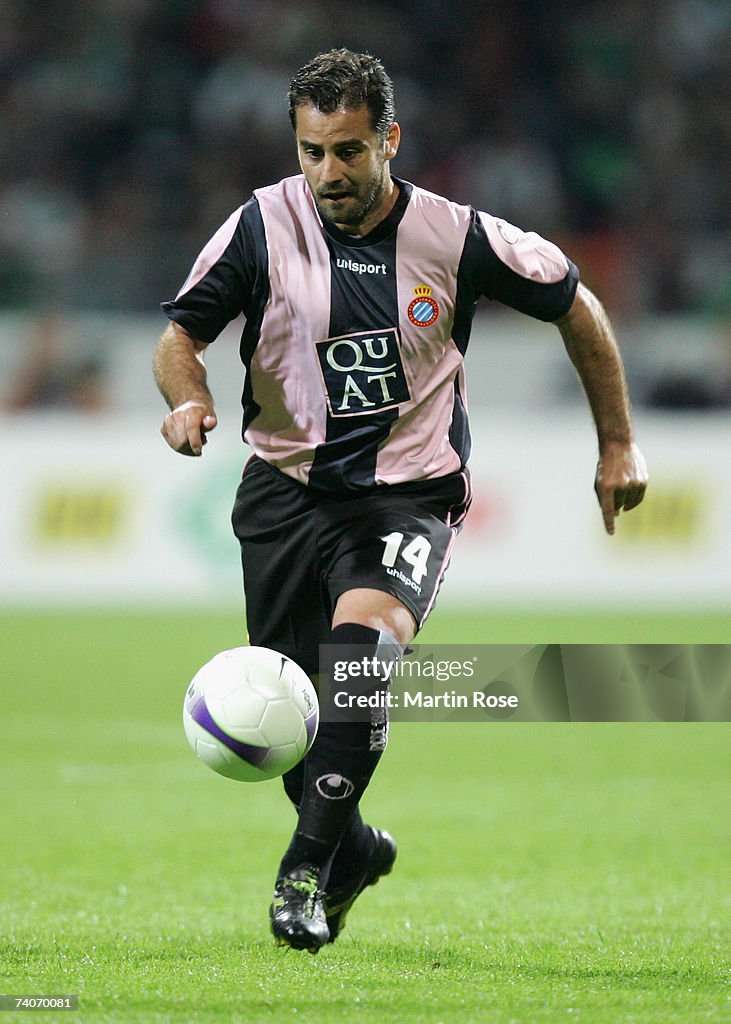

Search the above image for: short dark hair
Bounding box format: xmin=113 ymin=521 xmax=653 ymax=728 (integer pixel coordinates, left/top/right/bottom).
xmin=288 ymin=49 xmax=395 ymax=137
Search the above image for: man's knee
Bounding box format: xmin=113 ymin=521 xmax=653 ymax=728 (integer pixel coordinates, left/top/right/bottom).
xmin=332 ymin=588 xmax=416 ymax=646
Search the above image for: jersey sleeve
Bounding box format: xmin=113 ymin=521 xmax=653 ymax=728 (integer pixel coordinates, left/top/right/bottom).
xmin=161 ymin=196 xmax=267 ymax=344
xmin=461 ymin=209 xmax=579 ymax=322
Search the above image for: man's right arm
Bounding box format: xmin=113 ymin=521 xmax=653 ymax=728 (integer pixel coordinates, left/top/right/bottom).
xmin=153 ymin=321 xmax=218 ymax=457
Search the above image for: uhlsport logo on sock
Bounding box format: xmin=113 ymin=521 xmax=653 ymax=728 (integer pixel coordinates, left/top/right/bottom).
xmin=315 ymin=773 xmax=355 ymax=800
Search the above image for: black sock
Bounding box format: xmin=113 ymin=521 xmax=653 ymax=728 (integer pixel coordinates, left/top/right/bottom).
xmin=326 ymin=808 xmax=376 ymax=888
xmin=282 ymin=758 xmax=304 ymax=810
xmin=281 ymin=761 xmax=374 ymax=886
xmin=276 ymin=622 xmax=401 ymax=881
xmin=277 ymin=830 xmax=336 ymax=883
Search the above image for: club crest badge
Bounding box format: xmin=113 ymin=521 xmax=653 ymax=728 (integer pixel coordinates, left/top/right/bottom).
xmin=407 ymin=284 xmax=439 ymax=328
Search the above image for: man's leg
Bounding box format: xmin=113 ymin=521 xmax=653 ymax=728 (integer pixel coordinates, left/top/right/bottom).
xmin=270 ymin=591 xmax=411 ymax=950
xmin=268 ymin=477 xmax=468 ymax=950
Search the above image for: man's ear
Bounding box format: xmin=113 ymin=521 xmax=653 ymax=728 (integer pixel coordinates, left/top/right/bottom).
xmin=384 ymin=122 xmax=400 ymax=160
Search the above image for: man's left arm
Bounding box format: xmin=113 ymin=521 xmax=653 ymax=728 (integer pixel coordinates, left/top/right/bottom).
xmin=554 ymin=282 xmax=648 ymax=535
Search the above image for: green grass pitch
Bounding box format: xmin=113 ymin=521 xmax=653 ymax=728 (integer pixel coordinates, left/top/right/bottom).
xmin=1 ymin=609 xmax=729 ymax=1023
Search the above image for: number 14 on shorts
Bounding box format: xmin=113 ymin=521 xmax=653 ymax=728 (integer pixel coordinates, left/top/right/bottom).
xmin=381 ymin=532 xmax=432 ymax=584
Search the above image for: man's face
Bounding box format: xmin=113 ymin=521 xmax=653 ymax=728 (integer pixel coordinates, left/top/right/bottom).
xmin=295 ymin=103 xmax=400 ymax=235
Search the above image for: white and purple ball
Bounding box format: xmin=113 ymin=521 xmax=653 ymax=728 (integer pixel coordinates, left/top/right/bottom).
xmin=183 ymin=646 xmax=319 ymax=782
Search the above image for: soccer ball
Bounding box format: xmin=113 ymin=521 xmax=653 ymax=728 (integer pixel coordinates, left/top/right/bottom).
xmin=183 ymin=646 xmax=319 ymax=782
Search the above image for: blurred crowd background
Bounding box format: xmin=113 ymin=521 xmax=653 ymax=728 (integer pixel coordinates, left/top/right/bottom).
xmin=1 ymin=0 xmax=730 ymax=408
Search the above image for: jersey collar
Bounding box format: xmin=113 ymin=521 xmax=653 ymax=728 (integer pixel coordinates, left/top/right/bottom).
xmin=318 ymin=177 xmax=412 ymax=248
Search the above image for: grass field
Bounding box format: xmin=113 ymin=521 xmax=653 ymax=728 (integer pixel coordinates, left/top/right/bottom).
xmin=1 ymin=610 xmax=730 ymax=1023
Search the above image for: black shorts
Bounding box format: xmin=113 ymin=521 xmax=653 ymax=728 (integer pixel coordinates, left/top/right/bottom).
xmin=231 ymin=457 xmax=471 ymax=674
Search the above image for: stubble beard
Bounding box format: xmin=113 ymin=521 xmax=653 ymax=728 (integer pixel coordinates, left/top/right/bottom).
xmin=316 ymin=166 xmax=389 ymax=232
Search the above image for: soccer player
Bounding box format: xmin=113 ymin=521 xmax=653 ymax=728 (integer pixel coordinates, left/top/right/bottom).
xmin=154 ymin=49 xmax=648 ymax=952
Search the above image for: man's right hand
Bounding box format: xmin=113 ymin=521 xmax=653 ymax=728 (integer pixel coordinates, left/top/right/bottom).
xmin=594 ymin=440 xmax=648 ymax=535
xmin=161 ymin=400 xmax=218 ymax=456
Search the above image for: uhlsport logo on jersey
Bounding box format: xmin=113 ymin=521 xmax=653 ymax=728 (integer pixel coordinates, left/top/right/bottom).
xmin=315 ymin=327 xmax=411 ymax=417
xmin=407 ymin=284 xmax=439 ymax=328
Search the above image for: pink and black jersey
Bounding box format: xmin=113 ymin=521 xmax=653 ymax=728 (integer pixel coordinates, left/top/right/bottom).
xmin=163 ymin=175 xmax=578 ymax=494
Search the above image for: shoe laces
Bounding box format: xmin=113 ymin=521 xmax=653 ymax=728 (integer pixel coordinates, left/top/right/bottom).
xmin=289 ymin=873 xmax=318 ymax=896
xmin=284 ymin=869 xmax=322 ymax=916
